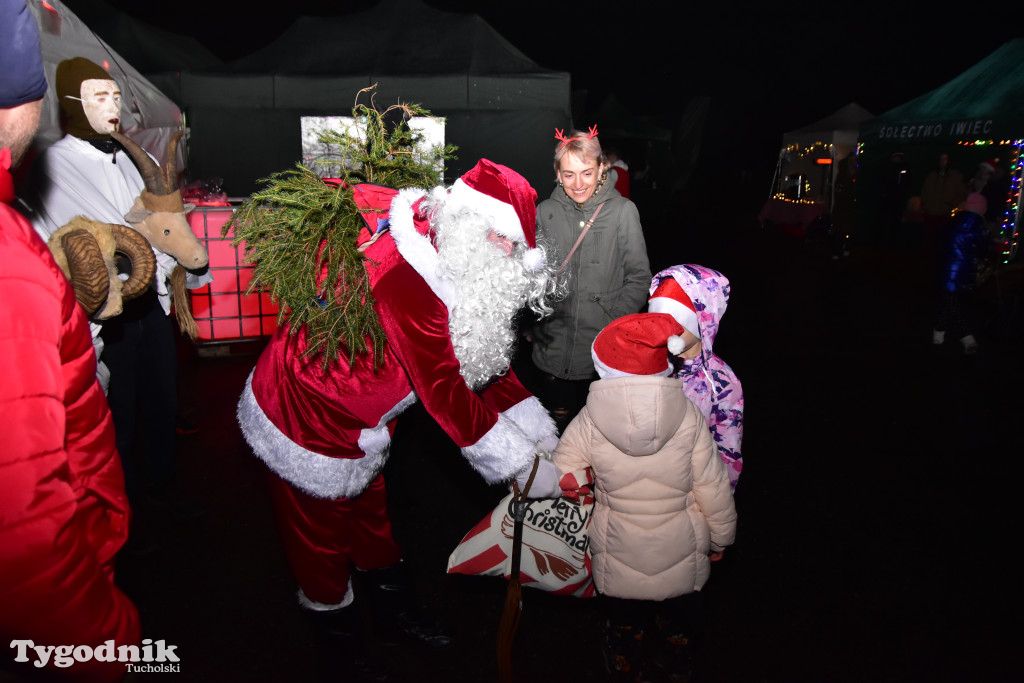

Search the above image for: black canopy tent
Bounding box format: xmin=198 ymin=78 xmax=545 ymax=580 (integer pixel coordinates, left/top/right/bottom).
xmin=857 ymin=39 xmax=1024 ymax=260
xmin=149 ymin=0 xmax=572 ymax=197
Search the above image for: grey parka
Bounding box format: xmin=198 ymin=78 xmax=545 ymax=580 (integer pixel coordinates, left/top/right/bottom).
xmin=531 ymin=181 xmax=651 ymax=380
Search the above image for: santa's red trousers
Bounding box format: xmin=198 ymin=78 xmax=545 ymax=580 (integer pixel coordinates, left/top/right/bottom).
xmin=263 ymin=468 xmax=403 ymax=606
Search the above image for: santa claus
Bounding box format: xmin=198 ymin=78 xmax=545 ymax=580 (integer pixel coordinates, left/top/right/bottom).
xmin=236 ymin=158 xmax=564 ymax=672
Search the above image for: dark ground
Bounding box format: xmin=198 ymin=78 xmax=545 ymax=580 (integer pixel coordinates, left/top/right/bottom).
xmin=114 ymin=208 xmax=1023 ymax=682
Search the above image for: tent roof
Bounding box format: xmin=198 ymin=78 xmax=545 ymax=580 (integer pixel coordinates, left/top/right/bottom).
xmin=590 ymin=94 xmax=672 ymax=143
xmin=782 ymin=102 xmax=873 ymax=147
xmin=224 ymin=0 xmax=555 ymax=77
xmin=63 ymin=0 xmax=223 ymax=73
xmin=130 ymin=0 xmax=570 ymax=196
xmin=860 ymin=38 xmax=1024 ymax=144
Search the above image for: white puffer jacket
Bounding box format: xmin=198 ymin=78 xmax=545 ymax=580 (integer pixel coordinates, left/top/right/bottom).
xmin=551 ymin=376 xmax=737 ymax=600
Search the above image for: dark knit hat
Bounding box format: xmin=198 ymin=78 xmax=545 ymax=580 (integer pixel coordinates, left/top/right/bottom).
xmin=0 ymin=0 xmax=48 ymax=109
xmin=56 ymin=57 xmax=115 ymax=140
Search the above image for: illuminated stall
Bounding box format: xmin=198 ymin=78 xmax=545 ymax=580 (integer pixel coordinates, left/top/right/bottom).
xmin=760 ymin=103 xmax=873 ymax=234
xmin=857 ymin=39 xmax=1024 ymax=262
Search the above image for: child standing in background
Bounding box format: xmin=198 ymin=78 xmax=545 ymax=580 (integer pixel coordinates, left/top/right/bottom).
xmin=551 ymin=313 xmax=737 ymax=682
xmin=649 ymin=264 xmax=744 ymax=490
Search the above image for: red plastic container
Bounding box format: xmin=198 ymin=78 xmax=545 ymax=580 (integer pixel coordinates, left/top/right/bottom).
xmin=187 ymin=207 xmax=279 ymax=343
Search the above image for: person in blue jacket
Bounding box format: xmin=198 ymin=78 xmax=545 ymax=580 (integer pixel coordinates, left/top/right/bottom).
xmin=932 ymin=192 xmax=993 ymax=355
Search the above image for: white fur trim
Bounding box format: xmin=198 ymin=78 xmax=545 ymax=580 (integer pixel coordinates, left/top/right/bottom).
xmin=449 ymin=177 xmax=525 ymax=244
xmin=522 ymin=246 xmax=546 ymax=271
xmin=649 ymin=296 xmax=699 ymax=337
xmin=357 ymin=391 xmax=418 ymax=458
xmin=501 ymin=396 xmax=557 ymax=445
xmin=667 ymin=335 xmax=685 ymax=356
xmin=387 ymin=187 xmax=456 ymax=308
xmin=237 ymin=372 xmax=416 ymax=499
xmin=460 ymin=413 xmax=536 ymax=483
xmin=298 ymin=580 xmax=354 ymax=611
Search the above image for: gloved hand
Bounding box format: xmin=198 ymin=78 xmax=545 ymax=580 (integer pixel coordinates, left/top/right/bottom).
xmin=536 ymin=433 xmax=559 ymax=455
xmin=514 ymin=456 xmax=564 ymax=499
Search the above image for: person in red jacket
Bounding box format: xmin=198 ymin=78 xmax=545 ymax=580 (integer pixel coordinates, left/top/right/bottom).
xmin=0 ymin=1 xmax=141 ymax=680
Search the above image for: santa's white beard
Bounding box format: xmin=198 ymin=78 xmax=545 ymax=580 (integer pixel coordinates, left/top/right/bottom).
xmin=432 ymin=207 xmax=556 ymax=391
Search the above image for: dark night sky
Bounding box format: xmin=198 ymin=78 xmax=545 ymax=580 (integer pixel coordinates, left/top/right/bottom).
xmin=88 ymin=0 xmax=1019 ymax=116
xmin=72 ymin=0 xmax=1022 ymax=184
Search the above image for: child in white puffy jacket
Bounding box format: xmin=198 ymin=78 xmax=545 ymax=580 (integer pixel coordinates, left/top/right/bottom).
xmin=551 ymin=312 xmax=737 ymax=682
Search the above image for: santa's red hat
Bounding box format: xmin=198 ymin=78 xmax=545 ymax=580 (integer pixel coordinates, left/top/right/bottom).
xmin=979 ymin=159 xmax=999 ymax=173
xmin=448 ymin=159 xmax=545 ymax=269
xmin=592 ymin=313 xmax=686 ymax=379
xmin=647 ymin=277 xmax=699 ymax=338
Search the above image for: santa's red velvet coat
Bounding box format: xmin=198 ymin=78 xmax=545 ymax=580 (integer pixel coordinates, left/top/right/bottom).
xmin=239 ymin=185 xmax=555 ymax=501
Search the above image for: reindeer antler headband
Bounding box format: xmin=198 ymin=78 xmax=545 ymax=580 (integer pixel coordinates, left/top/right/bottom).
xmin=555 ymin=125 xmax=599 ymax=150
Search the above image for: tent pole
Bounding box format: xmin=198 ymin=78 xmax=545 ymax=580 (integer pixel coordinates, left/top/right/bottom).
xmin=768 ymin=148 xmax=784 ymax=202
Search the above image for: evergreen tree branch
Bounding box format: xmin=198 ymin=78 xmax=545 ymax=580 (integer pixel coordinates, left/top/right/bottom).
xmin=224 ymin=86 xmax=457 ymax=368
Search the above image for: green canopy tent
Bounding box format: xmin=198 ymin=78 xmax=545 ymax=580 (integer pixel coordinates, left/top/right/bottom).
xmin=858 ymin=39 xmax=1024 ymax=260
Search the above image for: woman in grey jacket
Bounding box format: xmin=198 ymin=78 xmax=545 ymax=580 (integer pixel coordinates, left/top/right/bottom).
xmin=530 ymin=127 xmax=651 ymax=433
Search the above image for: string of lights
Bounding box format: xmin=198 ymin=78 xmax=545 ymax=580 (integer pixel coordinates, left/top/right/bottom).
xmin=771 ymin=193 xmax=819 ymax=205
xmin=782 ymin=141 xmax=834 ymax=157
xmin=997 ymin=140 xmax=1022 ymax=263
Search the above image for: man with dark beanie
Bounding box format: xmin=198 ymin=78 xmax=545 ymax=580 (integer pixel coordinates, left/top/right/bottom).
xmin=24 ymin=55 xmax=210 ymax=552
xmin=0 ymin=1 xmax=141 ymax=679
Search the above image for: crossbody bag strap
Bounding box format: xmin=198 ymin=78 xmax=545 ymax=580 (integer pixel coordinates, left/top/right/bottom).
xmin=557 ymin=202 xmax=605 ymax=275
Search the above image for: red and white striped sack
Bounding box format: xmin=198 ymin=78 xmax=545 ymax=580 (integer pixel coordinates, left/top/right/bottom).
xmin=447 ymin=467 xmax=596 ymax=598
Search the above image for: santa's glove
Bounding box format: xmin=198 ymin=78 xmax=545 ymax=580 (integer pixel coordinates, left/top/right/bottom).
xmin=514 ymin=456 xmax=564 ymax=499
xmin=536 ymin=433 xmax=559 ymax=455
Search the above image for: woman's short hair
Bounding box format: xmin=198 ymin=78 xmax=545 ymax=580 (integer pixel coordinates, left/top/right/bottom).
xmin=553 ymin=130 xmax=603 ymax=172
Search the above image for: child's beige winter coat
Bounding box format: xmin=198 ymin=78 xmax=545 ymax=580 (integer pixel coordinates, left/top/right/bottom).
xmin=551 ymin=376 xmax=737 ymax=600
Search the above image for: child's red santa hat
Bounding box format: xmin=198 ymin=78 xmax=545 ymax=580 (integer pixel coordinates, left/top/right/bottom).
xmin=647 ymin=277 xmax=699 ymax=338
xmin=592 ymin=312 xmax=686 ymax=379
xmin=448 ymin=158 xmax=546 ymax=270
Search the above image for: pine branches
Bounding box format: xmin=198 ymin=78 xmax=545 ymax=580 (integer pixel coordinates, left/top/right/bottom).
xmin=319 ymin=98 xmax=456 ymax=190
xmin=225 ymin=87 xmax=457 ymax=368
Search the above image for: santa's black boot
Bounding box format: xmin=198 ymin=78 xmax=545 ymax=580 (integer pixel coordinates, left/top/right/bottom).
xmin=305 ymin=604 xmax=391 ymax=683
xmin=358 ymin=562 xmax=453 ymax=649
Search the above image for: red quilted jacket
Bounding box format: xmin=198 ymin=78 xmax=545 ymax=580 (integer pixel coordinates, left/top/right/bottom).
xmin=0 ymin=191 xmax=140 ymax=680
